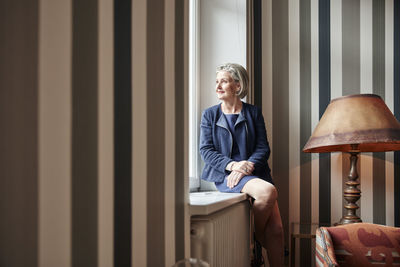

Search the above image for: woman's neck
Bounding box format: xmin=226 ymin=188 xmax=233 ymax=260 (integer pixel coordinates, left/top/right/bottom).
xmin=221 ymin=98 xmax=242 ymax=114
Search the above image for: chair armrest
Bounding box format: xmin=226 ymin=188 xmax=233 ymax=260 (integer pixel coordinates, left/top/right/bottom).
xmin=316 ymin=227 xmax=339 ymax=267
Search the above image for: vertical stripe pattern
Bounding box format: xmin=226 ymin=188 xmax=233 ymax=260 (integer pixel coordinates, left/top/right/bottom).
xmin=261 ymin=0 xmax=400 ymax=265
xmin=2 ymin=0 xmax=400 ymax=266
xmin=272 ymin=0 xmax=290 ymax=251
xmin=0 ymin=0 xmax=189 ymax=266
xmin=360 ymin=0 xmax=373 ymax=223
xmin=342 ymin=0 xmax=361 ymax=218
xmin=288 ymin=0 xmax=301 ymax=263
xmin=300 ymin=0 xmax=312 ymax=265
xmin=330 ymin=0 xmax=343 ymax=225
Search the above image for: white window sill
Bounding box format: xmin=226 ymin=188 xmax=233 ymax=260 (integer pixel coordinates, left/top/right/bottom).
xmin=189 ymin=191 xmax=249 ymax=216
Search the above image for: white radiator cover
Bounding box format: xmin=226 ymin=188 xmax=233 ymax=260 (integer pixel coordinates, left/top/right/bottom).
xmin=190 ymin=200 xmax=250 ymax=267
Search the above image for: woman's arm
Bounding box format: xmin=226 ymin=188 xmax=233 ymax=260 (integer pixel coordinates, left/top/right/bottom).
xmin=199 ymin=111 xmax=233 ymax=173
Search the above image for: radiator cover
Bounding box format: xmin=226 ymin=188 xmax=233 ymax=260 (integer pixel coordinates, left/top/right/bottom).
xmin=190 ymin=200 xmax=250 ymax=267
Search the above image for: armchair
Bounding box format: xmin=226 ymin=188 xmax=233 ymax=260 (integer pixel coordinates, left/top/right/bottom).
xmin=315 ymin=223 xmax=400 ymax=267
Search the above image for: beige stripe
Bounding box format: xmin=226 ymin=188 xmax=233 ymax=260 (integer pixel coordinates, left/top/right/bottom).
xmin=385 ymin=0 xmax=395 ymax=226
xmin=98 ymin=0 xmax=114 ymax=265
xmin=132 ymin=0 xmax=148 ymax=266
xmin=330 ymin=0 xmax=343 ymax=225
xmin=311 ymin=0 xmax=319 ymax=224
xmin=165 ymin=0 xmax=176 ymax=265
xmin=38 ymin=0 xmax=72 ymax=266
xmin=288 ymin=0 xmax=300 ymax=264
xmin=262 ymin=0 xmax=273 ymax=166
xmin=360 ymin=0 xmax=373 ymax=223
xmin=288 ymin=0 xmax=300 ymax=224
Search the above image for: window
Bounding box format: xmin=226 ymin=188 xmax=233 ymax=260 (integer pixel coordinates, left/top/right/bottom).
xmin=189 ymin=0 xmax=247 ymax=191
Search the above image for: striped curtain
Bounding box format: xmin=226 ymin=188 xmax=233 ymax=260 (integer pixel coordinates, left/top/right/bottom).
xmin=260 ymin=0 xmax=400 ymax=265
xmin=0 ymin=0 xmax=189 ymax=266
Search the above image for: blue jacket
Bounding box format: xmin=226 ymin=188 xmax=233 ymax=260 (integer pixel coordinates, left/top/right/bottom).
xmin=199 ymin=102 xmax=272 ymax=183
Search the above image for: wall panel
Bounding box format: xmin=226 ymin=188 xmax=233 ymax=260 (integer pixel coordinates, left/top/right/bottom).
xmin=0 ymin=0 xmax=189 ymax=266
xmin=261 ymin=0 xmax=400 ymax=265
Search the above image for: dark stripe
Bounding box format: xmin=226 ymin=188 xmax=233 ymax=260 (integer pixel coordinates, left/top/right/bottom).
xmin=394 ymin=0 xmax=400 ymax=227
xmin=147 ymin=0 xmax=165 ymax=265
xmin=253 ymin=0 xmax=262 ymax=108
xmin=0 ymin=1 xmax=39 ymax=266
xmin=272 ymin=0 xmax=290 ymax=253
xmin=373 ymin=153 xmax=386 ymax=223
xmin=342 ymin=0 xmax=360 ymax=96
xmin=342 ymin=0 xmax=360 ymax=218
xmin=72 ymin=0 xmax=99 ymax=266
xmin=372 ymin=0 xmax=386 ymax=225
xmin=114 ymin=0 xmax=132 ymax=265
xmin=175 ymin=0 xmax=185 ymax=262
xmin=299 ymin=0 xmax=312 ymax=265
xmin=318 ymin=0 xmax=331 ymax=226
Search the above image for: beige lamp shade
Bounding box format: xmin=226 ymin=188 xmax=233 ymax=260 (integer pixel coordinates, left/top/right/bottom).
xmin=303 ymin=94 xmax=400 ymax=153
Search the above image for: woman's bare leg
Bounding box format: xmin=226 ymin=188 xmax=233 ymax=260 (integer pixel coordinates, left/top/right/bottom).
xmin=241 ymin=178 xmax=284 ymax=267
xmin=264 ymin=202 xmax=284 ymax=266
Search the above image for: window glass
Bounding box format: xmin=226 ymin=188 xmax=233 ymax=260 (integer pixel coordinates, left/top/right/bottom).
xmin=189 ymin=0 xmax=247 ymax=191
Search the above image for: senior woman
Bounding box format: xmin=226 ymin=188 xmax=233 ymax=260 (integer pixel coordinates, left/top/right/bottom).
xmin=199 ymin=63 xmax=283 ymax=266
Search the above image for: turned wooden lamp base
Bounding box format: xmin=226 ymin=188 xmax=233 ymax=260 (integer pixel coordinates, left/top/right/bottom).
xmin=336 ymin=145 xmax=362 ymax=225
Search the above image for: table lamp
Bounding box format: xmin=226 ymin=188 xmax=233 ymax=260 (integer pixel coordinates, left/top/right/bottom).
xmin=303 ymin=94 xmax=400 ymax=225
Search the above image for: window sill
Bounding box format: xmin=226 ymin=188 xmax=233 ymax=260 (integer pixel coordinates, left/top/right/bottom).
xmin=189 ymin=191 xmax=249 ymax=216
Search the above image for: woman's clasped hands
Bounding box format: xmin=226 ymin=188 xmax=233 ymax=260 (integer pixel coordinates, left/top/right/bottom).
xmin=226 ymin=160 xmax=254 ymax=189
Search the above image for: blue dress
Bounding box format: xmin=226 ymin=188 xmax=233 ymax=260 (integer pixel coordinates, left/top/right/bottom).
xmin=214 ymin=113 xmax=259 ymax=193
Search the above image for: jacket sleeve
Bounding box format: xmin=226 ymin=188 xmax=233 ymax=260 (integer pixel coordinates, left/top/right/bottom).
xmin=199 ymin=110 xmax=233 ymax=173
xmin=247 ymin=107 xmax=270 ymax=168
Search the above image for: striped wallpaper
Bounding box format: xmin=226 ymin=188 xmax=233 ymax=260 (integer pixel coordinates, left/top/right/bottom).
xmin=261 ymin=0 xmax=400 ymax=265
xmin=2 ymin=0 xmax=400 ymax=266
xmin=0 ymin=0 xmax=189 ymax=266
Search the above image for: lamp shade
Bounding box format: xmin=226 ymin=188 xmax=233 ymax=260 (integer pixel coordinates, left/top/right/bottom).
xmin=303 ymin=94 xmax=400 ymax=153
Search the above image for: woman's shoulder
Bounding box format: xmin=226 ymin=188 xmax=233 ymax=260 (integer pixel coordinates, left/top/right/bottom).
xmin=242 ymin=102 xmax=261 ymax=114
xmin=202 ymin=104 xmax=221 ymax=116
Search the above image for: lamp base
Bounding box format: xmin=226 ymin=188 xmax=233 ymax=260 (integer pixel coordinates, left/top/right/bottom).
xmin=337 ymin=149 xmax=362 ymax=225
xmin=336 ymin=216 xmax=362 ymax=226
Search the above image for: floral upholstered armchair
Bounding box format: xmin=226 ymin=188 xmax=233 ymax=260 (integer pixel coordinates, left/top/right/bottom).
xmin=315 ymin=223 xmax=400 ymax=267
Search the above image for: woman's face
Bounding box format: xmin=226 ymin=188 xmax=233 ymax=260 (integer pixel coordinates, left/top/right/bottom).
xmin=215 ymin=71 xmax=240 ymax=101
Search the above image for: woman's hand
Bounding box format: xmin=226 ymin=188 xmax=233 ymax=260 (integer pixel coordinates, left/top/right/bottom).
xmin=226 ymin=170 xmax=245 ymax=189
xmin=231 ymin=160 xmax=254 ymax=175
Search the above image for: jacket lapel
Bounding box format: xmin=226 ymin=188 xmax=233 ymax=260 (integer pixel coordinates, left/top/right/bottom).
xmin=235 ymin=110 xmax=247 ymax=126
xmin=216 ymin=112 xmax=229 ymax=129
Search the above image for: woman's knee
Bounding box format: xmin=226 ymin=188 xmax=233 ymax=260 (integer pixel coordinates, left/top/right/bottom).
xmin=257 ymin=183 xmax=278 ymax=203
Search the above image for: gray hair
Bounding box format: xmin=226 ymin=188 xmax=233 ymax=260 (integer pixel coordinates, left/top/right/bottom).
xmin=216 ymin=63 xmax=249 ymax=99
